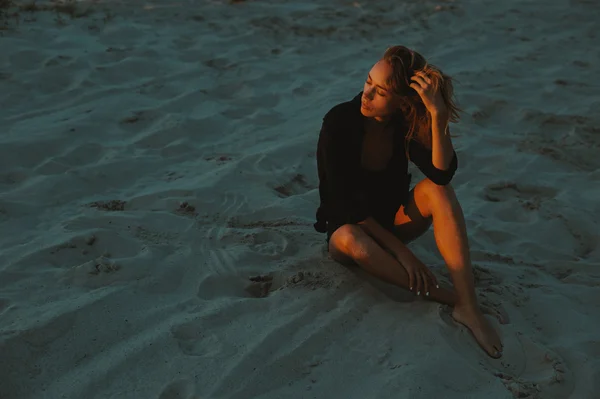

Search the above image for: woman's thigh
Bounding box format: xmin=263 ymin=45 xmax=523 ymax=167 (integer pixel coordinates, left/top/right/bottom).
xmin=393 ymin=182 xmax=433 ymax=243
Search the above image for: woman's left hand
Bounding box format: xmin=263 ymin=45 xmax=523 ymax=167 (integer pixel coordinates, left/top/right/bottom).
xmin=410 ymin=71 xmax=448 ymax=119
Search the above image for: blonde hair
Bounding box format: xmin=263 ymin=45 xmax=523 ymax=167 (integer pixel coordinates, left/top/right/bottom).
xmin=382 ymin=46 xmax=462 ymax=156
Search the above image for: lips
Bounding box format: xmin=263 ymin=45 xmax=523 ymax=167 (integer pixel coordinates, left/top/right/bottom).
xmin=361 ymin=100 xmax=372 ymax=110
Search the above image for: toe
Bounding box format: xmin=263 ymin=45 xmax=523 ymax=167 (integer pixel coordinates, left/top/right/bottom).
xmin=486 ymin=343 xmax=502 ymax=358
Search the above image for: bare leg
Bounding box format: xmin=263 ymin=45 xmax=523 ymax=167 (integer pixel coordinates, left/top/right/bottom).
xmin=329 ymin=225 xmax=456 ymax=306
xmin=329 ymin=179 xmax=504 ymax=358
xmin=409 ymin=179 xmax=504 ymax=358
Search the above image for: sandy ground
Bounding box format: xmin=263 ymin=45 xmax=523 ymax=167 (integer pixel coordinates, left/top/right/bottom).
xmin=1 ymin=0 xmax=599 ymax=398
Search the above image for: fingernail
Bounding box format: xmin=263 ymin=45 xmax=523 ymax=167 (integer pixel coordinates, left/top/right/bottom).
xmin=410 ymin=287 xmax=413 ymax=290
xmin=417 ymin=291 xmax=420 ymax=295
xmin=426 ymin=292 xmax=429 ymax=296
xmin=436 ymin=284 xmax=439 ymax=288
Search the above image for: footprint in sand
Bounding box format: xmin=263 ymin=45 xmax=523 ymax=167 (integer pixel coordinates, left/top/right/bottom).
xmin=61 ymin=254 xmax=122 ymax=288
xmin=200 ymin=193 xmax=299 ymax=272
xmin=174 ymin=201 xmax=198 ymax=218
xmin=89 ymin=199 xmax=127 ymax=211
xmin=157 ymin=378 xmax=197 ymax=399
xmin=482 ymin=181 xmax=557 ymax=210
xmin=245 ymin=274 xmax=281 ymax=298
xmin=438 ymin=309 xmax=571 ymax=398
xmin=493 ymin=333 xmax=572 ymax=398
xmin=196 ymin=270 xmax=333 ymax=300
xmin=10 ymin=230 xmax=138 ymax=272
xmin=472 ymin=263 xmax=504 ymax=288
xmin=245 ymin=270 xmax=336 ymax=298
xmin=195 ymin=272 xmax=286 ymax=300
xmin=480 ymin=181 xmax=558 ymax=224
xmin=292 ymin=81 xmax=315 ymax=96
xmin=273 ymin=173 xmax=313 ymax=198
xmin=170 ymin=319 xmax=229 ymax=358
xmin=518 ymin=110 xmax=600 ymax=171
xmin=245 ymin=230 xmax=291 ymax=258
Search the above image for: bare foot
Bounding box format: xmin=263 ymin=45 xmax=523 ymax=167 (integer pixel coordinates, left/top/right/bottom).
xmin=452 ymin=305 xmax=504 ymax=358
xmin=480 ymin=301 xmax=510 ymax=325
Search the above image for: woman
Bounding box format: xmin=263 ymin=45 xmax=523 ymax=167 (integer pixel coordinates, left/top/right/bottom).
xmin=314 ymin=45 xmax=504 ymax=358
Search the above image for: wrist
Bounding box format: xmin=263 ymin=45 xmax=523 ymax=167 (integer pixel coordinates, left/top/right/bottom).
xmin=431 ymin=110 xmax=449 ymax=122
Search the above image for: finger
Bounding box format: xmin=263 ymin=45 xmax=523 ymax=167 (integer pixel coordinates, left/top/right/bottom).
xmin=410 ymin=75 xmax=428 ymax=87
xmin=407 ymin=268 xmax=415 ymax=293
xmin=409 ymin=83 xmax=423 ymax=93
xmin=421 ymin=270 xmax=429 ymax=297
xmin=416 ymin=71 xmax=432 ymax=84
xmin=427 ymin=270 xmax=439 ymax=291
xmin=427 ymin=269 xmax=440 ymax=290
xmin=415 ymin=269 xmax=423 ymax=296
xmin=426 ymin=270 xmax=437 ymax=296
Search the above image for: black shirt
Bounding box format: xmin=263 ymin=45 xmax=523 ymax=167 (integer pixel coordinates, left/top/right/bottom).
xmin=314 ymin=91 xmax=458 ymax=240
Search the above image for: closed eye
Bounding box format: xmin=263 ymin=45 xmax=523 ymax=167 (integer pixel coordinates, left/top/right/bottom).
xmin=366 ymin=79 xmax=386 ymax=97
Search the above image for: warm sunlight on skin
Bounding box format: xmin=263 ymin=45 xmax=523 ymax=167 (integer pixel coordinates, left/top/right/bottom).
xmin=360 ymin=60 xmax=403 ymax=123
xmin=335 ymin=51 xmax=506 ymax=359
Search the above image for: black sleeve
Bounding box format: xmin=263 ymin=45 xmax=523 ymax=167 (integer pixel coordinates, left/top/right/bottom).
xmin=318 ymin=118 xmax=370 ymax=226
xmin=408 ymin=138 xmax=458 ymax=186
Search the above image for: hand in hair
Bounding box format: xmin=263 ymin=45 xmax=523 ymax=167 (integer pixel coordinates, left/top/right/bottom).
xmin=409 ymin=70 xmax=448 ymax=119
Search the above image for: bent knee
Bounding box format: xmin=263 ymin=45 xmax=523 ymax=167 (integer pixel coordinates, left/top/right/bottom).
xmin=329 ymin=224 xmax=370 ymax=261
xmin=330 ymin=224 xmax=362 ymax=248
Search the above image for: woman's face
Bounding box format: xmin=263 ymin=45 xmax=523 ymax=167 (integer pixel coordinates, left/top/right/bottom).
xmin=360 ymin=60 xmax=402 ymax=121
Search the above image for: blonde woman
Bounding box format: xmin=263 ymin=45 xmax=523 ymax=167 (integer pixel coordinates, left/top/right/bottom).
xmin=314 ymin=45 xmax=504 ymax=358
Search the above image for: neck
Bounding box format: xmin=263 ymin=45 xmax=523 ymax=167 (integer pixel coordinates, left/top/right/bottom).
xmin=373 ymin=116 xmax=391 ymax=124
xmin=364 ymin=116 xmax=393 ymax=135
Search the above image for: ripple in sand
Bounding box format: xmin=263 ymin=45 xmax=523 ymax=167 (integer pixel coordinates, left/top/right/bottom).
xmin=217 ymin=229 xmax=295 ymax=261
xmin=0 ymin=170 xmax=29 ymax=186
xmin=157 ymin=378 xmax=197 ymax=399
xmin=170 ymin=319 xmax=230 ymax=357
xmin=11 ymin=230 xmax=141 ymax=272
xmin=7 ymin=49 xmax=47 ymax=71
xmin=0 ymin=298 xmax=11 ymax=316
xmin=51 ymin=142 xmax=107 ymax=169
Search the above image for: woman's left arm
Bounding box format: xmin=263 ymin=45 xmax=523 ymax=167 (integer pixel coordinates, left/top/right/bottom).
xmin=408 ymin=130 xmax=457 ymax=186
xmin=430 ymin=112 xmax=455 ymax=171
xmin=410 ymin=71 xmax=455 ymax=171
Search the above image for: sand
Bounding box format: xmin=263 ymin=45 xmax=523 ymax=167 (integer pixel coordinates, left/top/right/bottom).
xmin=1 ymin=0 xmax=599 ymax=398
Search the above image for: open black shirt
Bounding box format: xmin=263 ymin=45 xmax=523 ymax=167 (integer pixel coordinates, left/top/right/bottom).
xmin=314 ymin=92 xmax=458 ymax=241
